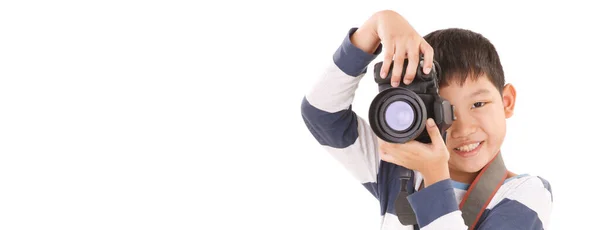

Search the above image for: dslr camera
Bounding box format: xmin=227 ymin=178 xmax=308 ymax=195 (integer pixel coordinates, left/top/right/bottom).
xmin=368 ymin=58 xmax=456 ymax=144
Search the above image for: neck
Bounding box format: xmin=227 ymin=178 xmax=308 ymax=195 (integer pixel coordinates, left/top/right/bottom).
xmin=450 ymin=151 xmax=505 ymax=185
xmin=449 ymin=168 xmax=479 ymax=184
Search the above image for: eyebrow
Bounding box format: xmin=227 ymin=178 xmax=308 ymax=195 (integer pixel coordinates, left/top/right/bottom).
xmin=469 ymin=89 xmax=491 ymax=97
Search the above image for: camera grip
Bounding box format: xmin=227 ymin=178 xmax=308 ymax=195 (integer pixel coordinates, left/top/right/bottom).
xmin=373 ymin=57 xmax=434 ymax=86
xmin=373 ymin=59 xmax=410 ymax=85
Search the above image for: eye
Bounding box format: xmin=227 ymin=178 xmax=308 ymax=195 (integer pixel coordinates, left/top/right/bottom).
xmin=472 ymin=102 xmax=486 ymax=108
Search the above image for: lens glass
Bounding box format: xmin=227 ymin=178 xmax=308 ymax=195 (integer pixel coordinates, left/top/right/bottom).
xmin=385 ymin=101 xmax=415 ymax=131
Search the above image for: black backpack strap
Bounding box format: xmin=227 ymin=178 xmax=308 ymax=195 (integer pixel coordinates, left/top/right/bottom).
xmin=394 ymin=168 xmax=418 ymax=225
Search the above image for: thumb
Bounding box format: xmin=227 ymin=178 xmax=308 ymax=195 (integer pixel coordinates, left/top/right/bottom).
xmin=425 ymin=118 xmax=444 ymax=146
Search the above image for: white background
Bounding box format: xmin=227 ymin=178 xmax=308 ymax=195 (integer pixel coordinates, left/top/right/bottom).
xmin=1 ymin=0 xmax=598 ymax=229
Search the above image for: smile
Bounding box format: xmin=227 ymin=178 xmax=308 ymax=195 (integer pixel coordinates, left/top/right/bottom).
xmin=453 ymin=141 xmax=483 ymax=157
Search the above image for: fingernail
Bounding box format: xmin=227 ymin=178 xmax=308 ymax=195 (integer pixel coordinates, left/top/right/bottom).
xmin=403 ymin=79 xmax=411 ymax=85
xmin=392 ymin=81 xmax=399 ymax=87
xmin=424 ymin=67 xmax=431 ymax=74
xmin=381 ymin=72 xmax=387 ymax=79
xmin=427 ymin=118 xmax=436 ymax=128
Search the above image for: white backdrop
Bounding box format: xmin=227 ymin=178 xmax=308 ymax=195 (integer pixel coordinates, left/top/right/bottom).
xmin=1 ymin=0 xmax=598 ymax=229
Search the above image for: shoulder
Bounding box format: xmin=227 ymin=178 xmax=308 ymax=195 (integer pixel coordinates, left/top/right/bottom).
xmin=488 ymin=174 xmax=553 ymax=210
xmin=484 ymin=174 xmax=553 ymax=229
xmin=502 ymin=174 xmax=553 ymax=202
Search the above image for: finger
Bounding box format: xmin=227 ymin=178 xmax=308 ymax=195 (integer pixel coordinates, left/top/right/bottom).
xmin=381 ymin=138 xmax=419 ymax=154
xmin=400 ymin=140 xmax=429 ymax=156
xmin=379 ymin=148 xmax=406 ymax=166
xmin=379 ymin=141 xmax=399 ymax=160
xmin=378 ymin=140 xmax=390 ymax=156
xmin=391 ymin=43 xmax=406 ymax=87
xmin=403 ymin=46 xmax=419 ymax=85
xmin=379 ymin=150 xmax=393 ymax=163
xmin=380 ymin=141 xmax=417 ymax=160
xmin=420 ymin=41 xmax=434 ymax=74
xmin=380 ymin=39 xmax=395 ymax=79
xmin=378 ymin=141 xmax=386 ymax=153
xmin=378 ymin=145 xmax=394 ymax=162
xmin=425 ymin=118 xmax=444 ymax=147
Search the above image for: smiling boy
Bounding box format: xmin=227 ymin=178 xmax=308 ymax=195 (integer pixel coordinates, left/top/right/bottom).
xmin=301 ymin=10 xmax=553 ymax=229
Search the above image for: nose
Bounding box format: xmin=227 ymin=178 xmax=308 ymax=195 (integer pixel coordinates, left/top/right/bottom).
xmin=449 ymin=112 xmax=477 ymax=139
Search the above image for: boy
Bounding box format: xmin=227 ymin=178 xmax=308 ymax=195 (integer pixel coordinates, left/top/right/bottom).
xmin=300 ymin=10 xmax=552 ymax=230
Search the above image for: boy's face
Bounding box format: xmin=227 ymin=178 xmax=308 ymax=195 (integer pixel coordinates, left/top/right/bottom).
xmin=438 ymin=75 xmax=516 ymax=175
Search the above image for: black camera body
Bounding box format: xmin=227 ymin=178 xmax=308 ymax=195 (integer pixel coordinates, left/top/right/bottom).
xmin=368 ymin=58 xmax=455 ymax=144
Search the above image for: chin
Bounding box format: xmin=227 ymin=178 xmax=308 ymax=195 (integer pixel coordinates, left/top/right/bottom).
xmin=454 ymin=161 xmax=487 ymax=173
xmin=449 ymin=152 xmax=492 ymax=173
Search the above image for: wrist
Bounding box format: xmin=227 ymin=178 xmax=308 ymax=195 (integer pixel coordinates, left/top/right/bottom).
xmin=350 ymin=23 xmax=380 ymax=54
xmin=422 ymin=163 xmax=450 ymax=187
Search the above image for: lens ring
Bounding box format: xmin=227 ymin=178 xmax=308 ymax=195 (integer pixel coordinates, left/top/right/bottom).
xmin=368 ymin=87 xmax=427 ymax=143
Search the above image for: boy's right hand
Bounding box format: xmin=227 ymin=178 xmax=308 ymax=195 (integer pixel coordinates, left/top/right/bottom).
xmin=351 ymin=10 xmax=434 ymax=87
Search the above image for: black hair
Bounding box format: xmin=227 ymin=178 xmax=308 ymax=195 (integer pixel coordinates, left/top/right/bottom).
xmin=424 ymin=28 xmax=505 ymax=95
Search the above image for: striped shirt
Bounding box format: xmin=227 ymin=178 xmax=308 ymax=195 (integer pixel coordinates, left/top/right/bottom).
xmin=300 ymin=27 xmax=553 ymax=230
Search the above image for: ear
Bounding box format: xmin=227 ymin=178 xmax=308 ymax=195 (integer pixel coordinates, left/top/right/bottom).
xmin=502 ymin=83 xmax=517 ymax=118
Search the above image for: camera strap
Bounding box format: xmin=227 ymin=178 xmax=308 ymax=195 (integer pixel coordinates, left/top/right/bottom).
xmin=395 ymin=153 xmax=508 ymax=229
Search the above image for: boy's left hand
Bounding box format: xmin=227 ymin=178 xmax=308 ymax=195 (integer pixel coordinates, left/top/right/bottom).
xmin=378 ymin=118 xmax=451 ymax=187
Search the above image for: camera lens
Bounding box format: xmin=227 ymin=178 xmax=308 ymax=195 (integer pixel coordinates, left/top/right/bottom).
xmin=369 ymin=59 xmax=450 ymax=144
xmin=385 ymin=101 xmax=415 ymax=131
xmin=369 ymin=87 xmax=427 ymax=143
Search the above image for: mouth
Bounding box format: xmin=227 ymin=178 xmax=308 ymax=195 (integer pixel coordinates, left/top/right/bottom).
xmin=453 ymin=141 xmax=484 ymax=158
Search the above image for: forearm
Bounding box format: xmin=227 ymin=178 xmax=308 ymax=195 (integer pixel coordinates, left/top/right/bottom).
xmin=300 ymin=27 xmax=383 ymax=185
xmin=303 ymin=27 xmax=382 ymax=114
xmin=350 ymin=20 xmax=380 ymax=54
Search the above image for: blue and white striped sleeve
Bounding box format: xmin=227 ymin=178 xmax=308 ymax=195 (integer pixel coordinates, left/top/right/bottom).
xmin=300 ymin=27 xmax=383 ymax=194
xmin=407 ymin=176 xmax=553 ymax=230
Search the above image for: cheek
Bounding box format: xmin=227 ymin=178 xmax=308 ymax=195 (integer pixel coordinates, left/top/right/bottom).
xmin=478 ymin=109 xmax=507 ymax=152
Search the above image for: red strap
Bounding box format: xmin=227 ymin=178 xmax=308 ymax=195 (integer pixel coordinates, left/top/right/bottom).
xmin=459 ymin=153 xmax=508 ymax=229
xmin=412 ymin=153 xmax=508 ymax=229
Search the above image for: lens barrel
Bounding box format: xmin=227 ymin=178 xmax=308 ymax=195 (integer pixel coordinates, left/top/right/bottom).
xmin=368 ymin=87 xmax=427 ymax=143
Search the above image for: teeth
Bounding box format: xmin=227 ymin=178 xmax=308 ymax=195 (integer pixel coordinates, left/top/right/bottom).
xmin=455 ymin=142 xmax=481 ymax=152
